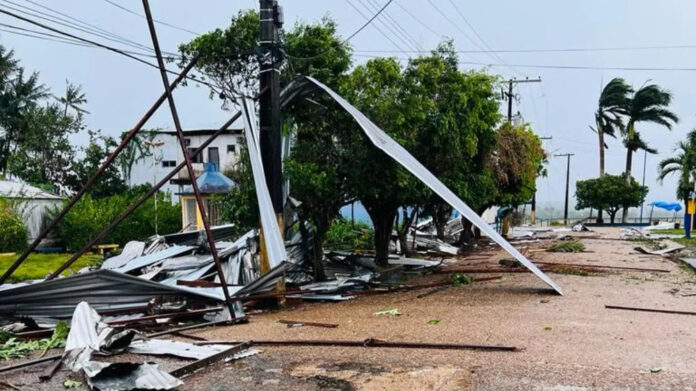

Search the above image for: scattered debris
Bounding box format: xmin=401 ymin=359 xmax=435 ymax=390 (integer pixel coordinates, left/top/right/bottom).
xmin=62 ymin=379 xmax=82 ymax=388
xmin=452 ymin=273 xmax=475 ymax=286
xmin=427 ymin=319 xmax=440 ymax=325
xmin=278 ymin=320 xmax=338 ymax=328
xmin=547 ymin=240 xmax=585 ymax=253
xmin=634 ymin=245 xmax=685 ymax=256
xmin=639 ymin=367 xmax=663 ymax=374
xmin=605 ymin=304 xmax=696 ymax=316
xmin=374 ymin=309 xmax=401 ymax=317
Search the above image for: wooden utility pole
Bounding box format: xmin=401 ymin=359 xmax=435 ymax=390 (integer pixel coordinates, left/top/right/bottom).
xmin=554 ymin=153 xmax=574 ymax=226
xmin=259 ymin=0 xmax=284 ymax=274
xmin=531 ymin=136 xmax=552 ymax=225
xmin=503 ymin=77 xmax=542 ymax=122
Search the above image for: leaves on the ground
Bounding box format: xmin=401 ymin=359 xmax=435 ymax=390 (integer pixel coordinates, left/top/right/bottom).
xmin=63 ymin=379 xmax=82 ymax=388
xmin=639 ymin=367 xmax=662 ymax=374
xmin=546 ymin=240 xmax=585 ymax=253
xmin=452 ymin=273 xmax=474 ymax=287
xmin=374 ymin=309 xmax=401 ymax=316
xmin=0 ymin=321 xmax=68 ymax=360
xmin=427 ymin=319 xmax=441 ymax=325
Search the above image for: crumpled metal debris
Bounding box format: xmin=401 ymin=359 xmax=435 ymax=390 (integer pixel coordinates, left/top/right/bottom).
xmin=82 ymin=361 xmax=182 ymax=391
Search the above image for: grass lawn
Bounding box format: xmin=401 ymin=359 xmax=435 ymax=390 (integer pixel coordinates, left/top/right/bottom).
xmin=651 ymin=228 xmax=685 ymax=235
xmin=0 ymin=253 xmax=102 ymax=282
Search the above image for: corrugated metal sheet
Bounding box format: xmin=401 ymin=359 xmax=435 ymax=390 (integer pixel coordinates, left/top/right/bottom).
xmin=305 ymin=76 xmax=563 ymax=295
xmin=83 ymin=361 xmax=182 ymax=390
xmin=101 ymin=241 xmax=146 ymax=270
xmin=0 ymin=270 xmax=226 ymax=318
xmin=114 ymin=245 xmax=194 ymax=273
xmin=240 ymin=98 xmax=287 ymax=269
xmin=127 ymin=339 xmax=229 ymax=360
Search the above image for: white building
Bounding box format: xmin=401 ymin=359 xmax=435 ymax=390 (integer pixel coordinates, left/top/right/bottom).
xmin=129 ymin=128 xmax=245 ymax=196
xmin=0 ymin=180 xmax=63 ymax=242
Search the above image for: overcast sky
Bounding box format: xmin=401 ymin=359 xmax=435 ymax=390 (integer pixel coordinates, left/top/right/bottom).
xmin=0 ymin=0 xmax=694 ymax=216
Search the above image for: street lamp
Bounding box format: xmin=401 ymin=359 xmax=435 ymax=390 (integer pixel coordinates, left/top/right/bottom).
xmin=143 ymin=139 xmax=165 ymax=235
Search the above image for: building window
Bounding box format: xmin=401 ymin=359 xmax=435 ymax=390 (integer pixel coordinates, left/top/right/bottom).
xmin=227 ymin=144 xmax=236 ymax=154
xmin=208 ymin=147 xmax=220 ymax=167
xmin=162 ymin=160 xmax=176 ymax=168
xmin=184 ymin=138 xmax=191 ymax=146
xmin=188 ymin=148 xmax=203 ymax=163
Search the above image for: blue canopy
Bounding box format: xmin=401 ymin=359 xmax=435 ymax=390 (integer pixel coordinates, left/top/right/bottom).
xmin=650 ymin=201 xmax=682 ymax=212
xmin=196 ymin=162 xmax=236 ymax=194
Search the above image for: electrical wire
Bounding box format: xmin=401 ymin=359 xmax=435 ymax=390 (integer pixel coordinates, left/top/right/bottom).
xmin=354 ymin=43 xmax=696 ymax=54
xmin=0 ymin=7 xmax=220 ymax=92
xmin=101 ymin=0 xmax=200 ymax=36
xmin=352 ymin=54 xmax=696 ymax=72
xmin=347 ymin=0 xmax=409 ymax=54
xmin=285 ymin=0 xmax=395 ymax=61
xmin=363 ymin=0 xmax=423 ymax=52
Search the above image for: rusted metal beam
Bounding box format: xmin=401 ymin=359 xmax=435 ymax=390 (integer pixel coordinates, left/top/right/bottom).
xmin=0 ymin=55 xmax=200 ymax=285
xmin=169 ymin=342 xmax=252 ymax=378
xmin=145 ymin=316 xmax=247 ymax=339
xmin=142 ymin=0 xmax=236 ymax=317
xmin=46 ymin=113 xmax=240 ymax=279
xmin=534 ymin=262 xmax=669 ymax=273
xmin=198 ymin=338 xmax=517 ymax=352
xmin=0 ymin=354 xmax=61 ymax=374
xmin=605 ymin=305 xmax=696 ymax=316
xmin=278 ymin=320 xmax=339 ymax=328
xmin=106 ymin=307 xmax=223 ymax=325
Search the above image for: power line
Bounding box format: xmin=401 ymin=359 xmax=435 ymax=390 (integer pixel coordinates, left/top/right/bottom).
xmin=352 ymin=54 xmax=696 ymax=72
xmin=345 ymin=0 xmax=408 ymax=54
xmin=363 ymin=0 xmax=423 ymax=52
xmin=0 ymin=7 xmax=219 ymax=92
xmin=354 ymin=43 xmax=696 ymax=54
xmin=285 ymin=0 xmax=395 ymax=61
xmin=101 ymin=0 xmax=199 ymax=36
xmin=0 ymin=0 xmax=171 ymax=55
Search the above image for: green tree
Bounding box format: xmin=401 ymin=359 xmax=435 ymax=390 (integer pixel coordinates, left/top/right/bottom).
xmin=593 ymin=78 xmax=632 ymax=177
xmin=116 ymin=130 xmax=155 ymax=186
xmin=0 ymin=197 xmax=28 ymax=253
xmin=68 ymin=131 xmax=127 ymax=198
xmin=55 ymin=80 xmax=88 ymax=117
xmin=621 ymin=82 xmax=678 ymax=222
xmin=214 ymin=148 xmax=259 ymax=237
xmin=575 ymin=174 xmax=647 ymax=223
xmin=657 ymin=130 xmax=696 ymax=201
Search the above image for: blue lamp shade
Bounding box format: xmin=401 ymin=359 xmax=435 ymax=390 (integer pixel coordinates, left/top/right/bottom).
xmin=196 ymin=162 xmax=236 ymax=194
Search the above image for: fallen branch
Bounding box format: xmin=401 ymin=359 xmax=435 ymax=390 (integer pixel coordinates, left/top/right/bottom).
xmin=605 ymin=305 xmax=696 ymax=316
xmin=0 ymin=354 xmax=61 ymax=374
xmin=195 ymin=338 xmax=517 ymax=352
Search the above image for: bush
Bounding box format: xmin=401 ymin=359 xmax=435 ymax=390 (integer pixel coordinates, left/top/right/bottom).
xmin=325 ymin=218 xmax=374 ymax=251
xmin=56 ymin=185 xmax=181 ymax=251
xmin=0 ymin=199 xmax=28 ymax=253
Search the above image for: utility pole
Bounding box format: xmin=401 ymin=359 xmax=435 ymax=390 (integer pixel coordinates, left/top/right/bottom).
xmin=259 ymin=0 xmax=284 ymax=274
xmin=531 ymin=136 xmax=552 ymax=225
xmin=554 ymin=153 xmax=574 ymax=226
xmin=639 ymin=149 xmax=648 ymax=224
xmin=503 ymin=77 xmax=542 ymax=122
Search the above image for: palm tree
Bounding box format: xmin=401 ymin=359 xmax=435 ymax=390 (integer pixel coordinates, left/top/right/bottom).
xmin=620 ymin=83 xmax=678 ymax=222
xmin=55 ymin=80 xmax=88 ymax=117
xmin=658 ymin=130 xmax=696 ymax=201
xmin=592 ymin=78 xmax=632 ymax=177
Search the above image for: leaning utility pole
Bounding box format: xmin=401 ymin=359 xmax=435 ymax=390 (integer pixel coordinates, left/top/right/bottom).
xmin=554 ymin=153 xmax=574 ymax=226
xmin=503 ymin=77 xmax=542 ymax=122
xmin=258 ymin=0 xmax=284 ymax=274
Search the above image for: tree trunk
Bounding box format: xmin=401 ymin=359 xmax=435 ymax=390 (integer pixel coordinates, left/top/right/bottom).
xmin=396 ymin=208 xmax=417 ymax=257
xmin=458 ymin=218 xmax=474 ymax=251
xmin=300 ymin=220 xmax=326 ymax=281
xmin=609 ymin=211 xmax=616 ymax=224
xmin=431 ymin=204 xmax=451 ymax=241
xmin=622 ymin=148 xmax=634 ymax=223
xmin=597 ymin=128 xmax=605 ymax=223
xmin=367 ymin=206 xmax=397 ymax=267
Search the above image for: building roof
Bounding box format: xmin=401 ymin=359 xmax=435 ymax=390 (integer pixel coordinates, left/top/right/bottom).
xmin=153 ymin=128 xmax=243 ymax=137
xmin=178 ymin=163 xmax=236 ymax=196
xmin=0 ymin=180 xmax=62 ymax=200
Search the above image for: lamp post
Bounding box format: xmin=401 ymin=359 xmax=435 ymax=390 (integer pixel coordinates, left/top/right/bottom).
xmin=143 ymin=139 xmax=164 ymax=235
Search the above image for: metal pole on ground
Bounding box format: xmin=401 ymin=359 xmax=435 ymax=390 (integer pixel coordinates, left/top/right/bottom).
xmin=142 ymin=0 xmax=236 ymax=316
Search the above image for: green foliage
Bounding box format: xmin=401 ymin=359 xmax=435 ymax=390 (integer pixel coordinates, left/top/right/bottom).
xmin=452 ymin=273 xmax=474 ymax=286
xmin=0 ymin=253 xmax=100 ymax=282
xmin=63 ymin=380 xmax=83 ymax=389
xmin=67 ymin=130 xmax=127 ymax=198
xmin=575 ymin=174 xmax=647 ymax=223
xmin=658 ymin=129 xmax=696 ymax=200
xmin=56 ymin=186 xmax=181 ymax=251
xmin=0 ymin=321 xmax=67 ymax=360
xmin=0 ymin=198 xmax=28 ymax=253
xmin=325 ymin=218 xmax=374 ymax=251
xmin=546 ymin=240 xmax=585 ymax=253
xmin=427 ymin=319 xmax=441 ymax=325
xmin=214 ymin=149 xmax=258 ymax=237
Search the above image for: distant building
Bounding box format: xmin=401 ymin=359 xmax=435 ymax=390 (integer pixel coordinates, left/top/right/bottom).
xmin=129 ymin=128 xmax=245 ymax=196
xmin=0 ymin=180 xmax=63 ymax=242
xmin=179 ymin=162 xmax=236 ymax=231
